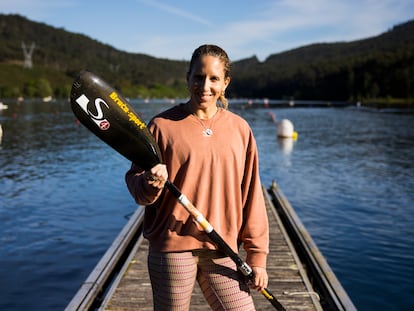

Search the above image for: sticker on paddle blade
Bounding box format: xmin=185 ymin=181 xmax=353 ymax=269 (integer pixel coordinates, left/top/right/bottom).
xmin=74 ymin=94 xmax=111 ymax=130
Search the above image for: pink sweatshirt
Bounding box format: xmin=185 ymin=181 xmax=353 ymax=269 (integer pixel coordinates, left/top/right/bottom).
xmin=125 ymin=104 xmax=269 ymax=268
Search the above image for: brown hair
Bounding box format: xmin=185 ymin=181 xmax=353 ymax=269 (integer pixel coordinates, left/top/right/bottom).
xmin=188 ymin=44 xmax=231 ymax=109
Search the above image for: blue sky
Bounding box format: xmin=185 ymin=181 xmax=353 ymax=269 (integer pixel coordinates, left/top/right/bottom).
xmin=1 ymin=0 xmax=414 ymax=61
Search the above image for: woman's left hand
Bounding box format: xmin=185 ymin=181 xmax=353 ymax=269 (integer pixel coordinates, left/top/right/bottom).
xmin=249 ymin=266 xmax=268 ymax=291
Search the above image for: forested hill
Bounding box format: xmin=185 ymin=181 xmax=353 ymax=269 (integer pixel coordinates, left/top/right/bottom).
xmin=0 ymin=14 xmax=413 ymax=102
xmin=231 ymin=19 xmax=414 ymax=101
xmin=0 ymin=14 xmax=188 ymax=98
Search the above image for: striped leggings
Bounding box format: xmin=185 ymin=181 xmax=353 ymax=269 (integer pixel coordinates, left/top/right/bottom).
xmin=148 ymin=249 xmax=256 ymax=311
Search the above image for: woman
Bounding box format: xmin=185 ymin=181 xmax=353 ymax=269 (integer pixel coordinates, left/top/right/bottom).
xmin=126 ymin=44 xmax=269 ymax=311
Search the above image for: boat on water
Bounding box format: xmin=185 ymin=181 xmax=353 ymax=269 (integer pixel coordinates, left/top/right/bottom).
xmin=65 ymin=182 xmax=356 ymax=311
xmin=43 ymin=96 xmax=53 ymax=102
xmin=0 ymin=102 xmax=8 ymax=110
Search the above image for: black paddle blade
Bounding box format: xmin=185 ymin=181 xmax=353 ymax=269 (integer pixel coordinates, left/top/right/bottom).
xmin=70 ymin=70 xmax=162 ymax=170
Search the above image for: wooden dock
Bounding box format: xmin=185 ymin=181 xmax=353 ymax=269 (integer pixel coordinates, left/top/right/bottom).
xmin=66 ymin=183 xmax=356 ymax=311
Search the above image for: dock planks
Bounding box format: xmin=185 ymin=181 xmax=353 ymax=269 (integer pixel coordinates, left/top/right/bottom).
xmin=102 ymin=188 xmax=322 ymax=311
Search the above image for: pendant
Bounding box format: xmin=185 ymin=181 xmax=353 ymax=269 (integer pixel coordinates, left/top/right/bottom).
xmin=203 ymin=128 xmax=213 ymax=136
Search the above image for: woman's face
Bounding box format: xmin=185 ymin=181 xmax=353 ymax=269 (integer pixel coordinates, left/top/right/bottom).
xmin=187 ymin=55 xmax=230 ymax=108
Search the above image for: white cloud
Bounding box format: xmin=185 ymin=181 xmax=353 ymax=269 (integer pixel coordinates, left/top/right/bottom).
xmin=201 ymin=0 xmax=414 ymax=60
xmin=137 ymin=0 xmax=212 ymax=26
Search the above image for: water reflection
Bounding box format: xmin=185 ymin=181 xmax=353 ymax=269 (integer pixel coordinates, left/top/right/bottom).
xmin=277 ymin=137 xmax=295 ymax=154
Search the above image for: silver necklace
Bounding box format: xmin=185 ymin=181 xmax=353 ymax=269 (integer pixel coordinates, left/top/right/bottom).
xmin=193 ymin=108 xmax=218 ymax=137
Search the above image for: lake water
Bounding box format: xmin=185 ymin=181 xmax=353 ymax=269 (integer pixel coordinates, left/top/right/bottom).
xmin=0 ymin=100 xmax=413 ymax=310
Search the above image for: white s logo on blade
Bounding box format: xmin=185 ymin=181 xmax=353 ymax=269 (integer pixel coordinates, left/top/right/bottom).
xmin=75 ymin=94 xmax=110 ymax=130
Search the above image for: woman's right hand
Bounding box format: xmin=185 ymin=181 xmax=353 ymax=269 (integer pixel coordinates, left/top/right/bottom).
xmin=144 ymin=164 xmax=168 ymax=190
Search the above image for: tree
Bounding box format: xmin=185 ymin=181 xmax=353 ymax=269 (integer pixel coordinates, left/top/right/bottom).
xmin=36 ymin=78 xmax=53 ymax=97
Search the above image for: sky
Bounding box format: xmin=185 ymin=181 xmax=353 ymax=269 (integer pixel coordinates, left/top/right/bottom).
xmin=1 ymin=0 xmax=414 ymax=61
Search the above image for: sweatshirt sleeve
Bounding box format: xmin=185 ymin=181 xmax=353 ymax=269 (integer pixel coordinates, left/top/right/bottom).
xmin=240 ymin=131 xmax=269 ymax=268
xmin=125 ymin=119 xmax=165 ymax=206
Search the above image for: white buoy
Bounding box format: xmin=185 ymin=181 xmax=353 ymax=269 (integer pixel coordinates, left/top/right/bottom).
xmin=277 ymin=119 xmax=298 ymax=139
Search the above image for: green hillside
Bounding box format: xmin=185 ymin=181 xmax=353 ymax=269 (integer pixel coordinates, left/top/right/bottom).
xmin=231 ymin=20 xmax=414 ymax=103
xmin=0 ymin=14 xmax=188 ymax=99
xmin=1 ymin=14 xmax=413 ymax=105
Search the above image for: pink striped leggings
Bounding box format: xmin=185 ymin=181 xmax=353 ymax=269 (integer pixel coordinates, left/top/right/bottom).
xmin=148 ymin=249 xmax=256 ymax=311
